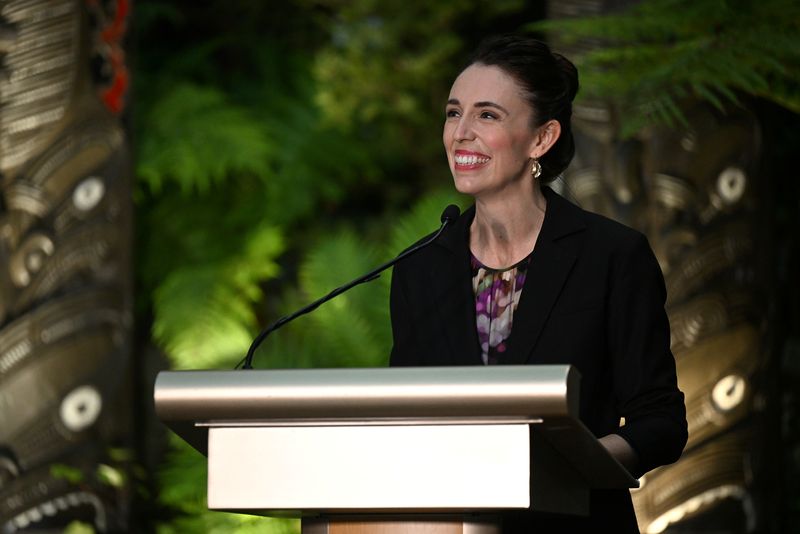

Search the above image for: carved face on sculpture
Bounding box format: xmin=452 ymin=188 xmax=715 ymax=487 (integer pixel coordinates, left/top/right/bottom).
xmin=0 ymin=2 xmax=133 ymax=532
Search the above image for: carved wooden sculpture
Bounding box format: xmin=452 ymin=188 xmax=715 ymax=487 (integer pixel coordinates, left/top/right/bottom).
xmin=548 ymin=1 xmax=764 ymax=532
xmin=0 ymin=0 xmax=132 ymax=530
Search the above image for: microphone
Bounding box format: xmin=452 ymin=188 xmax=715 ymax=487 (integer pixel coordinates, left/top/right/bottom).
xmin=238 ymin=205 xmax=461 ymax=369
xmin=439 ymin=204 xmax=460 ymax=225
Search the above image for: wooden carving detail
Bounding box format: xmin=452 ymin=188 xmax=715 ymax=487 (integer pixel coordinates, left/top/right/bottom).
xmin=565 ymin=80 xmax=762 ymax=534
xmin=0 ymin=0 xmax=132 ymax=531
xmin=549 ymin=1 xmax=764 ymax=532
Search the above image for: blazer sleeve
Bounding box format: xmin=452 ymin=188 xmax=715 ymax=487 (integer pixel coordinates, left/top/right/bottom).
xmin=389 ymin=263 xmax=422 ymax=366
xmin=609 ymin=233 xmax=688 ymax=476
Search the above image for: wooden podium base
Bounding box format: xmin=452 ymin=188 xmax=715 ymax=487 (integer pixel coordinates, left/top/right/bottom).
xmin=302 ymin=516 xmax=500 ymax=534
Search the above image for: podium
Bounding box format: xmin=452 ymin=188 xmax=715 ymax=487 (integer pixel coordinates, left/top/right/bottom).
xmin=154 ymin=365 xmax=637 ymax=533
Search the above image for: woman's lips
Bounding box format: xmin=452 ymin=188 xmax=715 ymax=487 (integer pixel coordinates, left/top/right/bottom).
xmin=454 ymin=150 xmax=491 ymax=170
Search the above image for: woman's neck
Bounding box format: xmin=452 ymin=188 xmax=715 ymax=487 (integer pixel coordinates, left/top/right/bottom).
xmin=470 ymin=186 xmax=547 ymax=269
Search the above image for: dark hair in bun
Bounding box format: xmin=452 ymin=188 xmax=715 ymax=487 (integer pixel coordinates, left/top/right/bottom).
xmin=466 ymin=35 xmax=579 ymax=183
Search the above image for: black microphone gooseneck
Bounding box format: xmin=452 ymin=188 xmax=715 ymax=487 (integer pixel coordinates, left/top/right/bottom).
xmin=238 ymin=205 xmax=461 ymax=370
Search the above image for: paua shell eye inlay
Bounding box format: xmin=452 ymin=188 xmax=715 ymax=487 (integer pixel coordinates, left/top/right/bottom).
xmin=72 ymin=177 xmax=106 ymax=211
xmin=716 ymin=167 xmax=747 ymax=205
xmin=59 ymin=385 xmax=103 ymax=432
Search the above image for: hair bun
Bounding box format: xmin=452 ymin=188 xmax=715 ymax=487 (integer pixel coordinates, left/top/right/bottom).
xmin=553 ymin=53 xmax=579 ymax=103
xmin=464 ymin=35 xmax=579 ymax=183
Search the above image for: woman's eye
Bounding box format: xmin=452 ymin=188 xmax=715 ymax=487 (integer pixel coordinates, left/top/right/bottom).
xmin=480 ymin=111 xmax=498 ymax=120
xmin=446 ymin=109 xmax=460 ymax=118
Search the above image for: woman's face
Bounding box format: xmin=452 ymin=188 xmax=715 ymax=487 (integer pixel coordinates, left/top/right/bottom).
xmin=443 ymin=63 xmax=542 ymax=200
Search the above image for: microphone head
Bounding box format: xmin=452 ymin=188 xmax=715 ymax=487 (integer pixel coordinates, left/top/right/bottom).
xmin=440 ymin=204 xmax=461 ymax=224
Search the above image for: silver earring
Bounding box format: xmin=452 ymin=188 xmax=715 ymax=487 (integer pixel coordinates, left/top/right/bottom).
xmin=531 ymin=159 xmax=542 ymax=179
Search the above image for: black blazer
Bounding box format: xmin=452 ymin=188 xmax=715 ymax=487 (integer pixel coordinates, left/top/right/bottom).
xmin=389 ymin=187 xmax=687 ymax=532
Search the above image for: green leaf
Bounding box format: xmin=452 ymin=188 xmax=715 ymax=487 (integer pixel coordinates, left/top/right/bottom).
xmin=64 ymin=522 xmax=95 ymax=534
xmin=97 ymin=464 xmax=126 ymax=488
xmin=152 ymin=225 xmax=284 ymax=369
xmin=387 ymin=189 xmax=470 ymax=256
xmin=297 ymin=230 xmax=388 ymax=366
xmin=50 ymin=464 xmax=84 ymax=484
xmin=536 ymin=0 xmax=800 ymax=134
xmin=137 ymin=84 xmax=274 ymax=195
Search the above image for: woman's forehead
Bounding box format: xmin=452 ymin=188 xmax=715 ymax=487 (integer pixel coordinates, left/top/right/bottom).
xmin=448 ymin=64 xmax=528 ymax=106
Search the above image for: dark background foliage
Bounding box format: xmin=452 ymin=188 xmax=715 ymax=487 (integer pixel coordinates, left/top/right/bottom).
xmin=129 ymin=1 xmax=799 ymax=532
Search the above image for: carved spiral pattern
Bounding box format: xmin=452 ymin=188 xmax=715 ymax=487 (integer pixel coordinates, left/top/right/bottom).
xmin=548 ymin=2 xmax=764 ymax=532
xmin=0 ymin=0 xmax=132 ymax=531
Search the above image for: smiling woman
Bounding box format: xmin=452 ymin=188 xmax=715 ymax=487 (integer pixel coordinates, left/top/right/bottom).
xmin=389 ymin=35 xmax=688 ymax=533
xmin=444 ymin=64 xmax=557 ymax=205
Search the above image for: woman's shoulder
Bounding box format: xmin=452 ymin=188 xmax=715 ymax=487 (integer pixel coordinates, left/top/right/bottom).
xmin=546 ymin=186 xmax=650 ymax=253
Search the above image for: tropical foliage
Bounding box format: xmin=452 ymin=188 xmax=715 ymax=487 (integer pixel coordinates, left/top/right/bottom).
xmin=132 ymin=0 xmax=800 ymax=532
xmin=530 ymin=0 xmax=800 ymax=135
xmin=134 ymin=1 xmax=504 ymax=531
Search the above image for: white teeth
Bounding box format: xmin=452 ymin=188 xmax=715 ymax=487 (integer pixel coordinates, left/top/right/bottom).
xmin=27 ymin=508 xmax=42 ymax=522
xmin=455 ymin=154 xmax=489 ymax=165
xmin=6 ymin=492 xmax=107 ymax=533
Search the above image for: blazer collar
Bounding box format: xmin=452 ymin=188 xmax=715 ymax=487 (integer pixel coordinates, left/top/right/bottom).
xmin=430 ymin=202 xmax=482 ymax=364
xmin=433 ymin=186 xmax=588 ymax=365
xmin=501 ymin=186 xmax=587 ymax=364
xmin=436 ymin=186 xmax=586 ymax=254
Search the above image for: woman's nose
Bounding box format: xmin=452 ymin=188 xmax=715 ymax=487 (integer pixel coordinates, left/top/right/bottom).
xmin=454 ymin=116 xmax=475 ymax=141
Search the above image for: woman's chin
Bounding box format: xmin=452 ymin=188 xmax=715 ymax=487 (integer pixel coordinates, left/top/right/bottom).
xmin=452 ymin=175 xmax=484 ymax=197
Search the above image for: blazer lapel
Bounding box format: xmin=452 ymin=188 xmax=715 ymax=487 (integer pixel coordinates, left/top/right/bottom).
xmin=501 ymin=188 xmax=587 ymax=365
xmin=432 ymin=206 xmax=483 ymax=365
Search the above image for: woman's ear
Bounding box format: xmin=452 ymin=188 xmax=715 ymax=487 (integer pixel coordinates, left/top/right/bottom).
xmin=530 ymin=119 xmax=561 ymax=159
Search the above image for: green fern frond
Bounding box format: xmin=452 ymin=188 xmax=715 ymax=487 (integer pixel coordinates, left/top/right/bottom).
xmin=137 ymin=84 xmax=274 ymax=194
xmin=310 ymin=303 xmax=388 ymax=367
xmin=248 ymin=190 xmax=471 ymax=369
xmin=250 ymin=321 xmax=324 ymax=370
xmin=152 ymin=225 xmax=283 ymax=369
xmin=296 ymin=230 xmax=389 ymax=366
xmin=387 ymin=189 xmax=470 ymax=256
xmin=259 ymin=122 xmax=379 ymax=225
xmin=158 ymin=513 xmax=297 ymax=534
xmin=531 ymin=0 xmax=800 ymax=134
xmin=286 ymin=191 xmax=472 ymax=367
xmin=243 ymin=229 xmax=391 ymax=369
xmin=299 ymin=230 xmax=381 ymax=313
xmin=153 ymin=266 xmax=254 ymax=369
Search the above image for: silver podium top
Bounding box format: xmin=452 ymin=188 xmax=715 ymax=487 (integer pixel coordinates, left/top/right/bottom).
xmin=154 ymin=365 xmax=638 ymax=490
xmin=155 ymin=365 xmax=579 ymax=421
xmin=154 ymin=365 xmax=580 ymax=452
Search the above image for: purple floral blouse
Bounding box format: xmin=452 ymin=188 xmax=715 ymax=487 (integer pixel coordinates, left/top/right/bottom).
xmin=471 ymin=252 xmax=531 ymax=365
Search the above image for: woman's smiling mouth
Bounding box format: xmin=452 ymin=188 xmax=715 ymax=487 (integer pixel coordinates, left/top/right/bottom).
xmin=454 ymin=150 xmax=491 ymax=169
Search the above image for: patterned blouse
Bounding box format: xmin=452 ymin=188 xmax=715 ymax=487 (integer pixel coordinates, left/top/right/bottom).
xmin=471 ymin=252 xmax=531 ymax=365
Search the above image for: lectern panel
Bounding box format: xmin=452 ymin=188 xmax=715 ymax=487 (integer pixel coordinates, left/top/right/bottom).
xmin=207 ymin=425 xmax=530 ymax=511
xmin=155 ymin=365 xmax=637 ymax=519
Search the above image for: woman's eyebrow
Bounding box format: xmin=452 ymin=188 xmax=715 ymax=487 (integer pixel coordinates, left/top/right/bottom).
xmin=475 ymin=101 xmax=509 ymax=114
xmin=446 ymin=98 xmax=508 ymax=114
